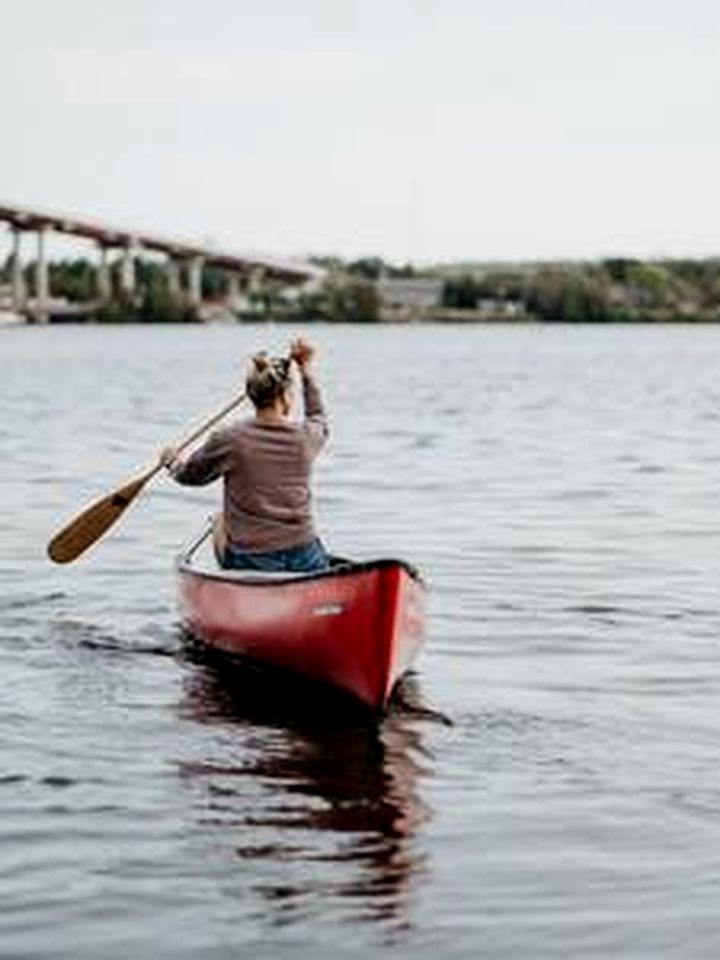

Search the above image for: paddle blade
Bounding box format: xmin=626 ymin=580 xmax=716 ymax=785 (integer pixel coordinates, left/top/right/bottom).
xmin=47 ymin=471 xmax=153 ymax=564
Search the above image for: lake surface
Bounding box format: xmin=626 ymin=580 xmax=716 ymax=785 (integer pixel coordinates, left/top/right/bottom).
xmin=3 ymin=322 xmax=720 ymax=958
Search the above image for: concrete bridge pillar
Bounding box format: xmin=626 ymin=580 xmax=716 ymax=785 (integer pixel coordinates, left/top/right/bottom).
xmin=97 ymin=244 xmax=112 ymax=301
xmin=10 ymin=228 xmax=25 ymax=312
xmin=166 ymin=258 xmax=182 ymax=302
xmin=188 ymin=255 xmax=204 ymax=308
xmin=248 ymin=266 xmax=269 ymax=314
xmin=248 ymin=266 xmax=266 ymax=294
xmin=226 ymin=272 xmax=242 ymax=308
xmin=120 ymin=241 xmax=139 ymax=298
xmin=34 ymin=223 xmax=50 ymax=322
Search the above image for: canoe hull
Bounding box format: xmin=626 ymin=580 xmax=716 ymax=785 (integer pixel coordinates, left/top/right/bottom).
xmin=178 ymin=554 xmax=426 ymax=712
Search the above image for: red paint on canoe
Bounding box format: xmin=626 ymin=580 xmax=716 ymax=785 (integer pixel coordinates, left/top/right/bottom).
xmin=177 ymin=534 xmax=426 ymax=711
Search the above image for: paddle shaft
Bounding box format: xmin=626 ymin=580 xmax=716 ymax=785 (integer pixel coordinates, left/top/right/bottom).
xmin=115 ymin=389 xmax=247 ymax=489
xmin=47 ymin=391 xmax=246 ymax=563
xmin=157 ymin=390 xmax=247 ymax=477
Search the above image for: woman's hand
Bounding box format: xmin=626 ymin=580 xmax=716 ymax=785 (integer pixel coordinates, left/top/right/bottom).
xmin=290 ymin=337 xmax=315 ymax=372
xmin=159 ymin=446 xmax=180 ymax=470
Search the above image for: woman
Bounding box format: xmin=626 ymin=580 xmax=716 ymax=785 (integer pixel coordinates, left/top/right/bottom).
xmin=160 ymin=338 xmax=329 ymax=572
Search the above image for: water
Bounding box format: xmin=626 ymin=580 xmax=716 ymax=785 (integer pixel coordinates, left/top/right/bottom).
xmin=3 ymin=322 xmax=720 ymax=958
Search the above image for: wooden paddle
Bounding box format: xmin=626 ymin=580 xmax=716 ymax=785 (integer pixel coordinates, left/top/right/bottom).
xmin=47 ymin=392 xmax=246 ymax=564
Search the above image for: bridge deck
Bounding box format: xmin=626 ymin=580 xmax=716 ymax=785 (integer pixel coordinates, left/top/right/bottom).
xmin=0 ymin=200 xmax=317 ymax=283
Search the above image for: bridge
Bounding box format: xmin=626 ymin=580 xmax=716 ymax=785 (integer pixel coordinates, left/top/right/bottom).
xmin=0 ymin=201 xmax=321 ymax=321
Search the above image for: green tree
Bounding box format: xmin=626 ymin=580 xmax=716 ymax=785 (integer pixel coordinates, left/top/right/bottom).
xmin=346 ymin=257 xmax=385 ymax=281
xmin=312 ymin=275 xmax=380 ymax=321
xmin=474 ymin=270 xmax=527 ymax=301
xmin=49 ymin=258 xmax=97 ymax=301
xmin=525 ymin=269 xmax=610 ymax=321
xmin=139 ymin=269 xmax=188 ymax=322
xmin=441 ymin=274 xmax=480 ymax=309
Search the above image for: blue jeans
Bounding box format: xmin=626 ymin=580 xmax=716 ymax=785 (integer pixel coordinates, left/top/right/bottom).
xmin=223 ymin=537 xmax=330 ymax=573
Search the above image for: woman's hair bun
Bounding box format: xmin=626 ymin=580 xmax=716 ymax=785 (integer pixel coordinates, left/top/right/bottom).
xmin=252 ymin=352 xmax=270 ymax=372
xmin=246 ymin=351 xmax=291 ymax=409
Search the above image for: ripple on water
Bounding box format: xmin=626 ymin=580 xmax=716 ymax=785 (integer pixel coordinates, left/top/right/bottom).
xmin=4 ymin=325 xmax=720 ymax=956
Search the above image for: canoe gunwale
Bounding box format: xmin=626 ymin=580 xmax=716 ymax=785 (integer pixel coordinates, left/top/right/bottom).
xmin=176 ymin=527 xmax=426 ymax=589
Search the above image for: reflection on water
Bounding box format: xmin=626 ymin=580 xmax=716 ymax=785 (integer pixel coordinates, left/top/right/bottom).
xmin=12 ymin=324 xmax=720 ymax=956
xmin=178 ymin=652 xmax=431 ymax=930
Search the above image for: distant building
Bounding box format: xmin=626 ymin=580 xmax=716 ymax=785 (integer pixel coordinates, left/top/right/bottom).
xmin=376 ymin=277 xmax=443 ymax=311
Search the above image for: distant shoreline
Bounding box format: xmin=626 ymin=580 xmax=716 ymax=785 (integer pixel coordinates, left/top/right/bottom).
xmin=7 ymin=313 xmax=720 ymax=327
xmin=5 ymin=254 xmax=720 ymax=325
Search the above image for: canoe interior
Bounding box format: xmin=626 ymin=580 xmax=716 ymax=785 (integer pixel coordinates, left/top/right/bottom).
xmin=177 ymin=525 xmax=425 ymax=587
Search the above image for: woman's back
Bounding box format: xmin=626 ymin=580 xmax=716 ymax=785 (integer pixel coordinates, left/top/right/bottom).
xmin=219 ymin=414 xmax=323 ymax=551
xmin=168 ymin=358 xmax=328 ymax=555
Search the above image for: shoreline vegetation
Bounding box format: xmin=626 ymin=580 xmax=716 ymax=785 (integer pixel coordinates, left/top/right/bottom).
xmin=4 ymin=253 xmax=720 ymax=323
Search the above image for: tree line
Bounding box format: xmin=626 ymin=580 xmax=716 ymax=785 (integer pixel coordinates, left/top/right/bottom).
xmin=4 ymin=252 xmax=720 ymax=322
xmin=440 ymin=259 xmax=720 ymax=321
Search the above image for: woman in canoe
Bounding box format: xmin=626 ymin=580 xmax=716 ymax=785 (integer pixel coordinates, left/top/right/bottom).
xmin=160 ymin=338 xmax=329 ymax=572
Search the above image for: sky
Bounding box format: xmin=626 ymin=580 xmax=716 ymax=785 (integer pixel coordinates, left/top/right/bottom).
xmin=2 ymin=0 xmax=720 ymax=264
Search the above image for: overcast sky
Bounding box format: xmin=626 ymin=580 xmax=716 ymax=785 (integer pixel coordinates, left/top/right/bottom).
xmin=2 ymin=0 xmax=720 ymax=263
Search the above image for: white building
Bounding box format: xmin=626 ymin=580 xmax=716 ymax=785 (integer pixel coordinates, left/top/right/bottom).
xmin=376 ymin=278 xmax=443 ymax=310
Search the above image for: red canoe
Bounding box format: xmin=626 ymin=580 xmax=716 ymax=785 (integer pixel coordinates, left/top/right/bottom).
xmin=177 ymin=529 xmax=427 ymax=712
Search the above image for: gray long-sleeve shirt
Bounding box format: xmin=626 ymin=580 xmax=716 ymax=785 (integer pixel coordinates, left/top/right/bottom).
xmin=171 ymin=373 xmax=328 ymax=552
